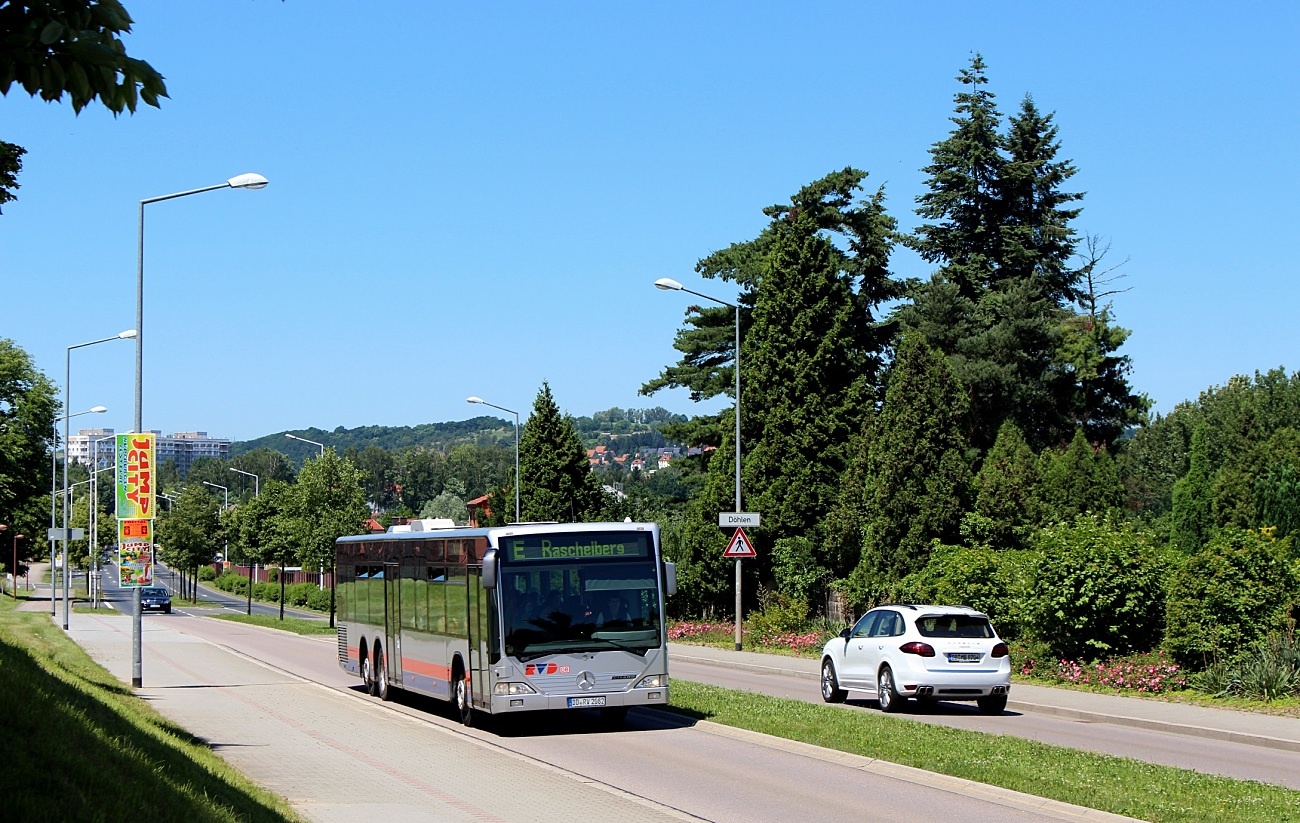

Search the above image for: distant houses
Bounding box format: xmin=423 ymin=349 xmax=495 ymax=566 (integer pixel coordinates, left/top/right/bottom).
xmin=588 ymin=445 xmax=683 ymax=473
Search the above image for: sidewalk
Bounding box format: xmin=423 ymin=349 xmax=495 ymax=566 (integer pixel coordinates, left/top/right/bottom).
xmin=667 ymin=642 xmax=1300 ymax=754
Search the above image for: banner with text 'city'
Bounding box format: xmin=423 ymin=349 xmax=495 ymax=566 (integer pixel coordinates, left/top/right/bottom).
xmin=116 ymin=433 xmax=155 ymax=520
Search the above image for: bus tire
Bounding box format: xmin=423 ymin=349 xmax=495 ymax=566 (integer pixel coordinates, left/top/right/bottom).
xmin=376 ymin=646 xmax=391 ymax=702
xmin=361 ymin=644 xmax=377 ymax=696
xmin=453 ymin=660 xmax=473 ymax=726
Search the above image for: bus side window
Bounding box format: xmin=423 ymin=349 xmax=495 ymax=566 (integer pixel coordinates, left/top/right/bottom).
xmin=428 ymin=566 xmax=447 ymax=634
xmin=446 ymin=564 xmax=466 ymax=634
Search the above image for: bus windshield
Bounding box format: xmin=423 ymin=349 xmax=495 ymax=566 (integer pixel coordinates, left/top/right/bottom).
xmin=501 ymin=557 xmax=663 ymax=660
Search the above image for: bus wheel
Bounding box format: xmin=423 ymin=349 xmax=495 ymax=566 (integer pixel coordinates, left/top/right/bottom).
xmin=453 ymin=662 xmax=473 ymax=726
xmin=361 ymin=647 xmax=377 ymax=696
xmin=376 ymin=647 xmax=391 ymax=702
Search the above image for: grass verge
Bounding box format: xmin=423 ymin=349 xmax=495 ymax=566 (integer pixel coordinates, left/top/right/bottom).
xmin=210 ymin=612 xmax=335 ymax=635
xmin=0 ymin=594 xmax=304 ymax=822
xmin=667 ymin=679 xmax=1300 ymax=823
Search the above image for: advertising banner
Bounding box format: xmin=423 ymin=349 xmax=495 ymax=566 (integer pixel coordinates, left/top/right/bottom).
xmin=116 ymin=433 xmax=156 ymax=520
xmin=118 ymin=519 xmax=153 ymax=587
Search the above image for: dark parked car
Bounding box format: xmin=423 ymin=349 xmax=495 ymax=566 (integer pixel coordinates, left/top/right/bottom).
xmin=140 ymin=586 xmax=172 ymax=614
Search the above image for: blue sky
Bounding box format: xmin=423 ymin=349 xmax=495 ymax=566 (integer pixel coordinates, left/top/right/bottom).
xmin=4 ymin=2 xmax=1297 ymax=443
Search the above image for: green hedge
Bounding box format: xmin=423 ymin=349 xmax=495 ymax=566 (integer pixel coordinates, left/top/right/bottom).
xmin=1163 ymin=528 xmax=1299 ymax=667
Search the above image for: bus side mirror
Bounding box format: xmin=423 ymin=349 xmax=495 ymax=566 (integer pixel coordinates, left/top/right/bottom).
xmin=482 ymin=551 xmax=497 ymax=589
xmin=664 ymin=562 xmax=677 ymax=596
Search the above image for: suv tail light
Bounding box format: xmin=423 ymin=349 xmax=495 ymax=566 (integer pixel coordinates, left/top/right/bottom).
xmin=899 ymin=641 xmax=935 ymax=657
xmin=991 ymin=642 xmax=1009 ymax=658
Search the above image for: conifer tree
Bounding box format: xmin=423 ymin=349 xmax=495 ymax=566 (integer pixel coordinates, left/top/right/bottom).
xmin=518 ymin=382 xmax=603 ymax=523
xmin=849 ymin=333 xmax=971 ymax=601
xmin=1038 ymin=427 xmax=1125 ymax=523
xmin=742 ymin=173 xmax=895 ymax=573
xmin=1170 ymin=424 xmax=1215 ymax=552
xmin=972 ymin=420 xmax=1041 ymax=549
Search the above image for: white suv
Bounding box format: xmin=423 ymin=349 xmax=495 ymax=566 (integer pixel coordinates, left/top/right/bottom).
xmin=820 ymin=604 xmax=1011 ymax=714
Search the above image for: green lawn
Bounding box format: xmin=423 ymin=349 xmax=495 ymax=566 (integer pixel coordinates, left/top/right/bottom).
xmin=210 ymin=612 xmax=335 ymax=635
xmin=0 ymin=594 xmax=304 ymax=822
xmin=667 ymin=679 xmax=1300 ymax=822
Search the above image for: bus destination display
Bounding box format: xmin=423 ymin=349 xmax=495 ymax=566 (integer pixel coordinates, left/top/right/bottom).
xmin=503 ymin=532 xmax=651 ymax=562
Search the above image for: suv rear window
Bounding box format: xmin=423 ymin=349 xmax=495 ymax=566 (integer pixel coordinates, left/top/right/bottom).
xmin=915 ymin=614 xmax=993 ymax=638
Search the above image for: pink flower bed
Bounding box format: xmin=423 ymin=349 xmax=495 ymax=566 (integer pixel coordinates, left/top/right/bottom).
xmin=1021 ymin=651 xmax=1186 ymax=694
xmin=667 ymin=621 xmax=733 ymax=640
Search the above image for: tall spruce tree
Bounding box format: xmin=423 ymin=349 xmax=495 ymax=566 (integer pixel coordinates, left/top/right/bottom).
xmin=518 ymin=382 xmax=603 ymax=523
xmin=741 ymin=171 xmax=897 ymax=578
xmin=899 ymin=56 xmax=1144 ymax=455
xmin=848 ymin=332 xmax=971 ymax=603
xmin=644 ymin=169 xmax=899 ymax=593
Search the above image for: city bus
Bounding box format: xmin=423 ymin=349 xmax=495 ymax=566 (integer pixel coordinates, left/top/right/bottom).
xmin=335 ymin=520 xmax=676 ymax=724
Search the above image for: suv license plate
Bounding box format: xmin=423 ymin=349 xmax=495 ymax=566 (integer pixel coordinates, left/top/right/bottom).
xmin=948 ymin=652 xmax=982 ymax=663
xmin=568 ymin=696 xmax=606 ymax=708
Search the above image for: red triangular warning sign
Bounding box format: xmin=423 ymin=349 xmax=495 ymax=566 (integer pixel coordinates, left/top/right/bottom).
xmin=723 ymin=527 xmax=757 ymax=558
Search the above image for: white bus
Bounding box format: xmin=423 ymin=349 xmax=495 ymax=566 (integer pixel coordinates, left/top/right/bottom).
xmin=335 ymin=521 xmax=676 ymax=724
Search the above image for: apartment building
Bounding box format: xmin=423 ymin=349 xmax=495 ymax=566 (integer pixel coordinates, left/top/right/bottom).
xmin=67 ymin=428 xmax=231 ymax=478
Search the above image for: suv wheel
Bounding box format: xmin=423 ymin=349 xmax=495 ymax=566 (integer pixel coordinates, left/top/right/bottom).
xmin=878 ymin=666 xmax=906 ymax=713
xmin=821 ymin=659 xmax=847 ymax=703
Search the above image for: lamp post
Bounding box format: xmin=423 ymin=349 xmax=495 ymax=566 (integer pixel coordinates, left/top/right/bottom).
xmin=88 ymin=459 xmax=115 ymax=608
xmin=284 ymin=432 xmax=326 ymax=457
xmin=228 ymin=467 xmax=259 ymax=615
xmin=88 ymin=431 xmax=116 ymax=607
xmin=134 ymin=173 xmax=268 ymax=688
xmin=655 ymin=276 xmax=745 ymax=651
xmin=466 ymin=397 xmax=520 ymax=523
xmin=64 ymin=330 xmax=135 ymax=629
xmin=50 ymin=405 xmax=108 ymax=616
xmin=202 ymin=480 xmax=229 ymax=576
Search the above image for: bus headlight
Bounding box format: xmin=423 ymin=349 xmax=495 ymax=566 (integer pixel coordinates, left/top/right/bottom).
xmin=493 ymin=682 xmax=537 ymax=696
xmin=635 ymin=674 xmax=666 ymax=688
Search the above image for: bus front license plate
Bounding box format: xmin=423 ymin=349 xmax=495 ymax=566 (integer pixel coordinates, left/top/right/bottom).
xmin=568 ymin=696 xmax=606 ymax=708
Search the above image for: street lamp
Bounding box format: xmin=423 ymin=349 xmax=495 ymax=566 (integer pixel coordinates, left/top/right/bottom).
xmin=134 ymin=173 xmax=267 ymax=688
xmin=202 ymin=481 xmax=229 ymax=573
xmin=655 ymin=276 xmax=745 ymax=651
xmin=64 ymin=330 xmax=135 ymax=629
xmin=88 ymin=458 xmax=116 ymax=608
xmin=49 ymin=405 xmax=108 ymax=616
xmin=284 ymin=432 xmax=326 ymax=457
xmin=227 ymin=467 xmax=259 ymax=614
xmin=467 ymin=396 xmax=520 ymax=523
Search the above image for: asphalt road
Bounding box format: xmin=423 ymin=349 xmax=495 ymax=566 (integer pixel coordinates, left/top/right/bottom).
xmin=76 ymin=600 xmax=1131 ymax=822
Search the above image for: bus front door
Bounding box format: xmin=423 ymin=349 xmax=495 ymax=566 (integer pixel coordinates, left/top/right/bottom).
xmin=466 ymin=567 xmax=490 ymax=710
xmin=384 ymin=561 xmax=402 ymax=686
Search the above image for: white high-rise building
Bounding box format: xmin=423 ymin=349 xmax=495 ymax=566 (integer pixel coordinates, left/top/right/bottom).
xmin=67 ymin=428 xmax=231 ymax=478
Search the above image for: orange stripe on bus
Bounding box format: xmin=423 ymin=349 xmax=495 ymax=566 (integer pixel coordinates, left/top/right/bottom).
xmin=401 ymin=658 xmax=452 ymax=680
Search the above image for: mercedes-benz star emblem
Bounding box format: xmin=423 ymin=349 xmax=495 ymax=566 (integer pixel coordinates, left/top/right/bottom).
xmin=577 ymin=671 xmax=596 ymax=691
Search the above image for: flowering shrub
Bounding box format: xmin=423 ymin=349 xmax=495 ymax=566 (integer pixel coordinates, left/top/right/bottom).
xmin=752 ymin=630 xmax=827 ymax=653
xmin=667 ymin=620 xmax=836 ymax=655
xmin=667 ymin=621 xmax=733 ymax=641
xmin=1024 ymin=651 xmax=1186 ymax=694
